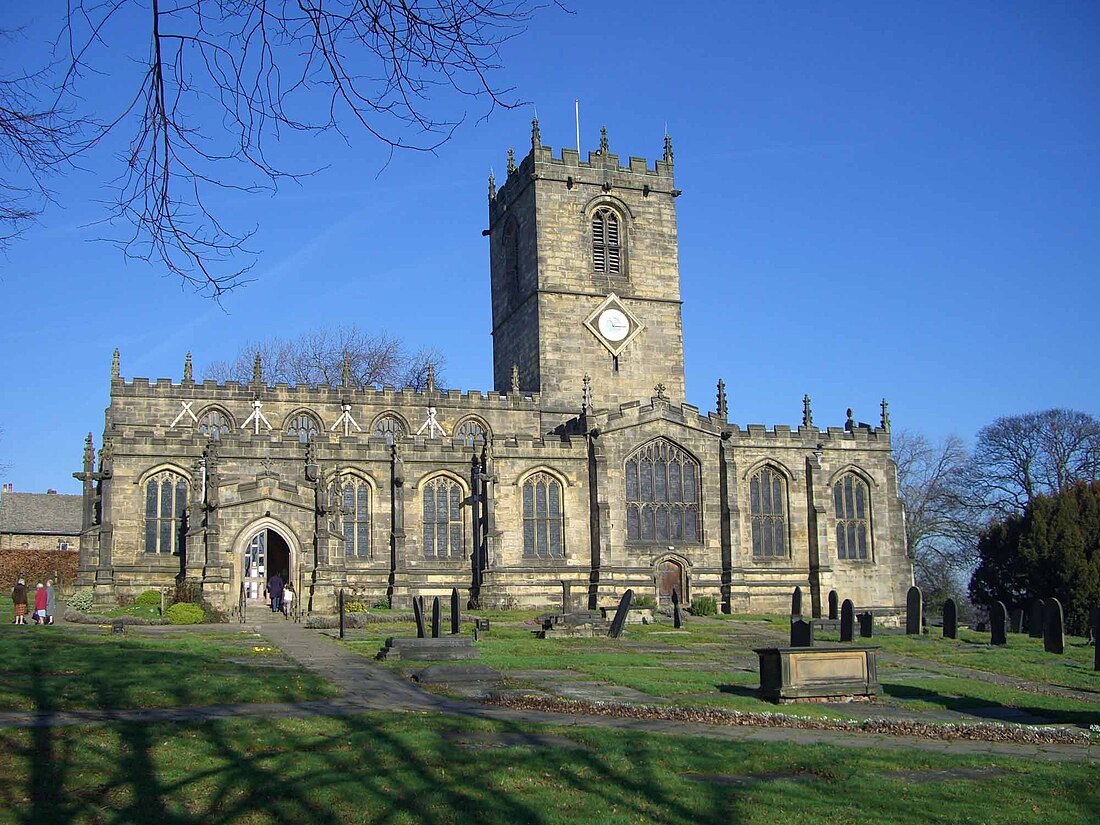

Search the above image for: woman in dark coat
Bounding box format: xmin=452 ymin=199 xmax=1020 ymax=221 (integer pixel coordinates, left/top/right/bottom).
xmin=11 ymin=578 xmax=28 ymax=625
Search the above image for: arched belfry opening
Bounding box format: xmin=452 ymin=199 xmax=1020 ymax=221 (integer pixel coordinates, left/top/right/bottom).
xmin=242 ymin=528 xmax=293 ymax=601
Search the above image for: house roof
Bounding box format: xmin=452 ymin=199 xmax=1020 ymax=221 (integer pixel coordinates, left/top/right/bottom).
xmin=0 ymin=492 xmax=83 ymax=535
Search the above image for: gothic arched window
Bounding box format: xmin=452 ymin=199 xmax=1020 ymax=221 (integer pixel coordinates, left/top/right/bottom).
xmin=455 ymin=419 xmax=489 ymax=448
xmin=750 ymin=467 xmax=787 ymax=558
xmin=144 ymin=470 xmax=188 ymax=554
xmin=332 ymin=474 xmax=371 ymax=558
xmin=592 ymin=207 xmax=622 ymax=275
xmin=522 ymin=472 xmax=564 ymax=559
xmin=198 ymin=409 xmax=232 ymax=440
xmin=286 ymin=413 xmax=320 ymax=444
xmin=834 ymin=473 xmax=871 ymax=560
xmin=373 ymin=415 xmax=405 ymax=446
xmin=423 ymin=476 xmax=463 ymax=558
xmin=625 ymin=440 xmax=699 ymax=543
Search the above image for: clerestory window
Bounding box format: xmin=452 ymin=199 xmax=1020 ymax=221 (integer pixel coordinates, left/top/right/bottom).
xmin=286 ymin=413 xmax=320 ymax=444
xmin=198 ymin=410 xmax=232 ymax=440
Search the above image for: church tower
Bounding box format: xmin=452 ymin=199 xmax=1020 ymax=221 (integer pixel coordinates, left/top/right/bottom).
xmin=487 ymin=121 xmax=686 ymax=415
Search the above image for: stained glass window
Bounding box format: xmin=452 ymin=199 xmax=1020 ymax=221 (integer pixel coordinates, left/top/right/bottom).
xmin=143 ymin=470 xmax=188 ymax=554
xmin=332 ymin=475 xmax=371 ymax=558
xmin=423 ymin=476 xmax=463 ymax=558
xmin=625 ymin=440 xmax=699 ymax=543
xmin=522 ymin=472 xmax=564 ymax=558
xmin=834 ymin=474 xmax=870 ymax=560
xmin=750 ymin=467 xmax=787 ymax=557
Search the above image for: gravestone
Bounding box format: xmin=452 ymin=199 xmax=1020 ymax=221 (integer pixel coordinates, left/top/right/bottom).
xmin=413 ymin=596 xmax=426 ymax=639
xmin=828 ymin=590 xmax=839 ymax=621
xmin=906 ymin=586 xmax=922 ymax=635
xmin=432 ymin=596 xmax=442 ymax=639
xmin=1087 ymin=606 xmax=1099 ymax=645
xmin=791 ymin=586 xmax=803 ymax=618
xmin=608 ymin=589 xmax=634 ymax=639
xmin=561 ymin=580 xmax=573 ymax=614
xmin=943 ymin=598 xmax=958 ymax=639
xmin=1028 ymin=599 xmax=1045 ymax=639
xmin=1044 ymin=597 xmax=1065 ymax=655
xmin=451 ymin=588 xmax=461 ymax=634
xmin=858 ymin=611 xmax=874 ymax=638
xmin=840 ymin=599 xmax=855 ymax=642
xmin=790 ymin=619 xmax=814 ymax=647
xmin=1009 ymin=608 xmax=1024 ymax=634
xmin=671 ymin=588 xmax=683 ymax=629
xmin=990 ymin=601 xmax=1007 ymax=646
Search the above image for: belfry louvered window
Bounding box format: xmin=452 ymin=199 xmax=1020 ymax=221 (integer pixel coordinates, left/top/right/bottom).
xmin=625 ymin=440 xmax=700 ymax=543
xmin=750 ymin=467 xmax=787 ymax=557
xmin=143 ymin=470 xmax=188 ymax=554
xmin=592 ymin=207 xmax=622 ymax=275
xmin=834 ymin=474 xmax=871 ymax=560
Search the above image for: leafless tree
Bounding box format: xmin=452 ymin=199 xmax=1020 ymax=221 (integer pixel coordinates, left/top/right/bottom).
xmin=54 ymin=0 xmax=553 ymax=295
xmin=204 ymin=324 xmax=444 ymax=390
xmin=892 ymin=429 xmax=974 ymax=601
xmin=963 ymin=409 xmax=1100 ymax=517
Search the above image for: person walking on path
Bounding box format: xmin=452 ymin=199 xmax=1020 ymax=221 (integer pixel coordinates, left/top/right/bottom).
xmin=268 ymin=573 xmax=284 ymax=614
xmin=33 ymin=584 xmax=48 ymax=625
xmin=283 ymin=582 xmax=294 ymax=618
xmin=45 ymin=580 xmax=56 ymax=625
xmin=10 ymin=579 xmax=28 ymax=625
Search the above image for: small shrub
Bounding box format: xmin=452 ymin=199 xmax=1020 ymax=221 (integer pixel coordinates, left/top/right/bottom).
xmin=134 ymin=590 xmax=163 ymax=608
xmin=166 ymin=602 xmax=205 ymax=625
xmin=67 ymin=589 xmax=94 ymax=613
xmin=689 ymin=595 xmax=717 ymax=616
xmin=344 ymin=600 xmax=369 ymax=613
xmin=370 ymin=598 xmax=391 ymax=610
xmin=632 ymin=595 xmax=656 ymax=609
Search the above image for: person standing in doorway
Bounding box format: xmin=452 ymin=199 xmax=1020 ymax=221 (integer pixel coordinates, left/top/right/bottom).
xmin=283 ymin=582 xmax=294 ymax=618
xmin=11 ymin=578 xmax=27 ymax=625
xmin=268 ymin=572 xmax=284 ymax=614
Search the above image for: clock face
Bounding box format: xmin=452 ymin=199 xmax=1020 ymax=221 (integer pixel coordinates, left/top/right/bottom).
xmin=598 ymin=309 xmax=630 ymax=342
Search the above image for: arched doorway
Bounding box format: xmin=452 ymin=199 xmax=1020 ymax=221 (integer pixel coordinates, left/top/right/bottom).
xmin=657 ymin=558 xmax=685 ymax=607
xmin=242 ymin=529 xmax=293 ymax=602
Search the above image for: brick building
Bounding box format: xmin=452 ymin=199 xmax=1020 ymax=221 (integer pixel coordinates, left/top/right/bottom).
xmin=75 ymin=123 xmax=913 ymax=619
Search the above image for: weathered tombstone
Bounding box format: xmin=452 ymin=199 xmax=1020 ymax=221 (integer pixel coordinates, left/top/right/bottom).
xmin=431 ymin=596 xmax=442 ymax=639
xmin=858 ymin=611 xmax=874 ymax=638
xmin=608 ymin=589 xmax=634 ymax=639
xmin=943 ymin=598 xmax=958 ymax=640
xmin=789 ymin=619 xmax=814 ymax=647
xmin=990 ymin=601 xmax=1007 ymax=646
xmin=671 ymin=588 xmax=683 ymax=629
xmin=828 ymin=590 xmax=839 ymax=621
xmin=1009 ymin=608 xmax=1024 ymax=634
xmin=791 ymin=586 xmax=803 ymax=618
xmin=1028 ymin=599 xmax=1045 ymax=639
xmin=906 ymin=586 xmax=922 ymax=635
xmin=413 ymin=596 xmax=426 ymax=639
xmin=1087 ymin=606 xmax=1099 ymax=645
xmin=561 ymin=580 xmax=572 ymax=614
xmin=450 ymin=588 xmax=461 ymax=635
xmin=840 ymin=599 xmax=855 ymax=642
xmin=338 ymin=589 xmax=346 ymax=640
xmin=1044 ymin=597 xmax=1065 ymax=654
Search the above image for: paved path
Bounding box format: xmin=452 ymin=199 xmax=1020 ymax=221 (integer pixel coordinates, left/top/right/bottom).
xmin=2 ymin=616 xmax=1097 ymax=764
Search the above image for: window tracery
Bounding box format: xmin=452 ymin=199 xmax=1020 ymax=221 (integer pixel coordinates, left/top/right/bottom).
xmin=522 ymin=472 xmax=564 ymax=558
xmin=143 ymin=470 xmax=188 ymax=554
xmin=625 ymin=440 xmax=699 ymax=543
xmin=286 ymin=413 xmax=320 ymax=444
xmin=750 ymin=467 xmax=787 ymax=557
xmin=422 ymin=476 xmax=463 ymax=558
xmin=834 ymin=473 xmax=871 ymax=560
xmin=592 ymin=206 xmax=623 ymax=275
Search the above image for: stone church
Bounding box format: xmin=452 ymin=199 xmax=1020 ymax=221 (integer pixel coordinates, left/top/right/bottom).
xmin=75 ymin=121 xmax=913 ymax=619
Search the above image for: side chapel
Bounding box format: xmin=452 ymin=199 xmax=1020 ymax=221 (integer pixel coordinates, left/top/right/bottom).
xmin=74 ymin=122 xmax=913 ymax=619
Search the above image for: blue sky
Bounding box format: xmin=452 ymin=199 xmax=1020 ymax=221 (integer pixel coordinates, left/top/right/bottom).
xmin=1 ymin=1 xmax=1097 ymax=494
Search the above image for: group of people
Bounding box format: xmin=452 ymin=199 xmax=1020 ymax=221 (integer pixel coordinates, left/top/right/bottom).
xmin=10 ymin=578 xmax=56 ymax=625
xmin=264 ymin=572 xmax=294 ymax=617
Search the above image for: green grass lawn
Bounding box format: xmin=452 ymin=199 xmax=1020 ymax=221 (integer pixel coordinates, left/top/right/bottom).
xmin=0 ymin=712 xmax=1095 ymax=824
xmin=0 ymin=597 xmax=337 ymax=711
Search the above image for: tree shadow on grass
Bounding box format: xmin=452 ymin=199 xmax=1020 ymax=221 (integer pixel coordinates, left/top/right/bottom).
xmin=881 ymin=681 xmax=1100 ymax=728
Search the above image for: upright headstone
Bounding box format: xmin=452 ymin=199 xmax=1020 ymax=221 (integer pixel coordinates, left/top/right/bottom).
xmin=906 ymin=586 xmax=922 ymax=635
xmin=413 ymin=596 xmax=426 ymax=639
xmin=1044 ymin=597 xmax=1065 ymax=655
xmin=608 ymin=589 xmax=634 ymax=639
xmin=1087 ymin=606 xmax=1099 ymax=645
xmin=990 ymin=601 xmax=1007 ymax=646
xmin=1028 ymin=599 xmax=1045 ymax=639
xmin=791 ymin=586 xmax=803 ymax=618
xmin=1009 ymin=608 xmax=1024 ymax=634
xmin=561 ymin=580 xmax=572 ymax=614
xmin=431 ymin=596 xmax=442 ymax=639
xmin=858 ymin=611 xmax=874 ymax=638
xmin=828 ymin=590 xmax=839 ymax=620
xmin=671 ymin=588 xmax=683 ymax=629
xmin=450 ymin=587 xmax=461 ymax=634
xmin=943 ymin=598 xmax=958 ymax=640
xmin=840 ymin=599 xmax=855 ymax=642
xmin=790 ymin=619 xmax=813 ymax=647
xmin=338 ymin=589 xmax=346 ymax=640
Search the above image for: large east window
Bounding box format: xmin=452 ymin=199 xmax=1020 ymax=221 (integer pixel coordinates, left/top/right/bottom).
xmin=522 ymin=472 xmax=564 ymax=558
xmin=625 ymin=440 xmax=699 ymax=543
xmin=144 ymin=470 xmax=188 ymax=554
xmin=834 ymin=473 xmax=870 ymax=560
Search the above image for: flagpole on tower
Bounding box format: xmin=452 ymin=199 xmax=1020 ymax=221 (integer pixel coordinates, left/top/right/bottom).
xmin=575 ymin=99 xmax=581 ymax=154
